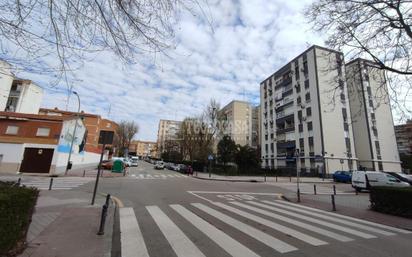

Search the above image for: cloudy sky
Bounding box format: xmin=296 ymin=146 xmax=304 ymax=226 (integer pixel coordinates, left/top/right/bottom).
xmin=6 ymin=0 xmax=323 ymax=141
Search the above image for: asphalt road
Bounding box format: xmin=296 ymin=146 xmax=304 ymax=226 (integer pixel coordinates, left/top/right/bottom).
xmin=96 ymin=161 xmax=412 ymax=257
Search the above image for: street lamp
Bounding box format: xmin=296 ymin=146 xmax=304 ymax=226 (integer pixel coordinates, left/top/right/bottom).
xmin=65 ymin=91 xmax=81 ymax=175
xmin=295 ymin=148 xmax=301 ymax=202
xmin=209 ymin=107 xmax=216 ymax=178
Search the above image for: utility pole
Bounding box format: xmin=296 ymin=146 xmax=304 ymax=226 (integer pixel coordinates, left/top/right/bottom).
xmin=296 ymin=148 xmax=301 ymax=202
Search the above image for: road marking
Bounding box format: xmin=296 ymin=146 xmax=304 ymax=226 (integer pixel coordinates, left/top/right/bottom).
xmin=139 ymin=174 xmax=145 ymax=179
xmin=146 ymin=174 xmax=154 ymax=179
xmin=259 ymin=201 xmax=376 ymax=239
xmin=120 ymin=208 xmax=149 ymax=257
xmin=170 ymin=204 xmax=260 ymax=257
xmin=161 ymin=175 xmax=168 ymax=178
xmin=275 ymin=200 xmax=412 ymax=234
xmin=192 ymin=203 xmax=297 ymax=253
xmin=146 ymin=206 xmax=206 ymax=257
xmin=231 ymin=201 xmax=352 ymax=242
xmin=213 ymin=202 xmax=327 ymax=246
xmin=264 ymin=201 xmax=395 ymax=236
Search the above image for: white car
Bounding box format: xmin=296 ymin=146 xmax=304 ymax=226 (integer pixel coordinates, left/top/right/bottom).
xmin=130 ymin=157 xmax=139 ymax=167
xmin=155 ymin=161 xmax=165 ymax=169
xmin=352 ymin=170 xmax=410 ymax=192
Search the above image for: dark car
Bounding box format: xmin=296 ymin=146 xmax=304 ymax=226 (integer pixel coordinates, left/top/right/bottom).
xmin=332 ymin=171 xmax=352 ymax=183
xmin=385 ymin=171 xmax=412 ymax=185
xmin=101 ymin=160 xmax=113 ymax=170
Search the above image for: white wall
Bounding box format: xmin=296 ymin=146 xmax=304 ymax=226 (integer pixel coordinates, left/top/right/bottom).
xmin=16 ymin=82 xmax=43 ymax=114
xmin=0 ymin=60 xmax=13 ymax=111
xmin=54 ymin=151 xmax=101 ymax=174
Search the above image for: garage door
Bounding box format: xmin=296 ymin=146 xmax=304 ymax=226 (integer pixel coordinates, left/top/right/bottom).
xmin=19 ymin=148 xmax=54 ymax=173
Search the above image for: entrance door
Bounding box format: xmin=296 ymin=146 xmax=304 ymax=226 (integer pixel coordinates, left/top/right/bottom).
xmin=20 ymin=148 xmax=54 ymax=173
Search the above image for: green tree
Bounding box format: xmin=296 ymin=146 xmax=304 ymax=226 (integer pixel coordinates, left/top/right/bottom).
xmin=217 ymin=136 xmax=237 ymax=167
xmin=234 ymin=145 xmax=260 ymax=174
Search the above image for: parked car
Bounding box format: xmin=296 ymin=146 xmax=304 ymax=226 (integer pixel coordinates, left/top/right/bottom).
xmin=130 ymin=157 xmax=139 ymax=167
xmin=171 ymin=163 xmax=180 ymax=171
xmin=165 ymin=162 xmax=174 ymax=170
xmin=384 ymin=171 xmax=412 ymax=185
xmin=352 ymin=170 xmax=410 ymax=192
xmin=155 ymin=161 xmax=165 ymax=169
xmin=332 ymin=171 xmax=352 ymax=183
xmin=178 ymin=164 xmax=188 ymax=173
xmin=101 ymin=160 xmax=113 ymax=170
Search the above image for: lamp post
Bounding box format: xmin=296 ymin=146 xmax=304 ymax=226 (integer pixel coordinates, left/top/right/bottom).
xmin=65 ymin=91 xmax=81 ymax=175
xmin=209 ymin=107 xmax=216 ymax=178
xmin=295 ymin=148 xmax=301 ymax=202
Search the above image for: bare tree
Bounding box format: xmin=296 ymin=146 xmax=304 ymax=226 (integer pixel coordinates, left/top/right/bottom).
xmin=305 ymin=0 xmax=412 ymax=119
xmin=114 ymin=120 xmax=139 ymax=156
xmin=0 ymin=0 xmax=203 ymax=81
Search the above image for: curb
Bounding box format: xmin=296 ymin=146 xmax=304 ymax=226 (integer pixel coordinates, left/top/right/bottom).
xmin=192 ymin=175 xmax=262 ymax=183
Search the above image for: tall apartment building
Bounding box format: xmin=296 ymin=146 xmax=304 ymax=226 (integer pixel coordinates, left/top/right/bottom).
xmin=129 ymin=140 xmax=158 ymax=157
xmin=157 ymin=119 xmax=182 ymax=154
xmin=0 ymin=60 xmax=14 ymax=111
xmin=260 ymin=45 xmax=357 ymax=174
xmin=219 ymin=100 xmax=255 ymax=147
xmin=395 ymin=120 xmax=412 ymax=156
xmin=252 ymin=105 xmax=260 ymax=148
xmin=346 ymin=59 xmax=402 ymax=172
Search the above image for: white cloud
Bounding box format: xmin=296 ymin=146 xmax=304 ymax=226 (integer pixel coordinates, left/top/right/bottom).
xmin=6 ymin=0 xmax=328 ymax=141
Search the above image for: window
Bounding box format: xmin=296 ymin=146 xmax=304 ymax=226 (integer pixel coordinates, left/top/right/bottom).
xmin=344 ymin=123 xmax=349 ymax=131
xmin=369 ymin=99 xmax=374 ymax=108
xmin=265 ymin=134 xmax=268 ymax=140
xmin=270 ymin=133 xmax=274 ymax=139
xmin=297 ymin=96 xmax=301 ymax=105
xmin=306 ymin=107 xmax=312 ymax=117
xmin=265 ymin=144 xmax=268 ymax=153
xmin=371 ymin=113 xmax=376 ymax=121
xmin=303 ymin=61 xmax=308 ymax=75
xmin=304 ymin=79 xmax=309 ymax=89
xmin=36 ymin=128 xmax=50 ymax=137
xmin=270 ymin=143 xmax=274 ymax=152
xmin=375 ymin=141 xmax=381 ymax=155
xmin=338 ymin=79 xmax=344 ymax=89
xmin=295 ymin=61 xmax=300 ymax=80
xmin=340 ymin=93 xmax=346 ymax=101
xmin=298 ymin=123 xmax=303 ymax=132
xmin=296 ymin=83 xmax=301 ymax=93
xmin=342 ymin=108 xmax=347 ymax=122
xmin=299 ymin=138 xmax=304 ymax=151
xmin=367 ymin=86 xmax=372 ymax=96
xmin=378 ymin=162 xmax=384 ymax=171
xmin=307 ymin=122 xmax=313 ymax=131
xmin=298 ymin=110 xmax=302 ymax=120
xmin=345 ymin=138 xmax=351 ymax=153
xmin=5 ymin=125 xmax=19 ymax=135
xmin=305 ymin=92 xmax=311 ymax=102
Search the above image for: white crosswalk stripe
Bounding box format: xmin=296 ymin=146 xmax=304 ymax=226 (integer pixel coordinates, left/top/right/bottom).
xmin=129 ymin=174 xmax=188 ymax=180
xmin=0 ymin=177 xmax=93 ymax=190
xmin=170 ymin=204 xmax=260 ymax=257
xmin=146 ymin=206 xmax=206 ymax=257
xmin=120 ymin=200 xmax=408 ymax=256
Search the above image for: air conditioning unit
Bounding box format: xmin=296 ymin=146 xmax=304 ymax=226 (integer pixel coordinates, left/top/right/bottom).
xmin=300 ymin=104 xmax=305 ymax=108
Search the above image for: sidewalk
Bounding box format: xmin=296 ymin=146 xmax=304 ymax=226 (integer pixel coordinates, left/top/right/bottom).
xmin=18 ymin=189 xmax=115 ymax=257
xmin=193 ymin=172 xmax=334 ymax=183
xmin=65 ymin=168 xmax=125 ymax=178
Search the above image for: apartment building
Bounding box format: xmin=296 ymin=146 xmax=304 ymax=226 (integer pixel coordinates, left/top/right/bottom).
xmin=129 ymin=140 xmax=158 ymax=157
xmin=219 ymin=100 xmax=255 ymax=147
xmin=260 ymin=45 xmax=357 ymax=174
xmin=395 ymin=120 xmax=412 ymax=156
xmin=157 ymin=119 xmax=182 ymax=154
xmin=252 ymin=105 xmax=260 ymax=148
xmin=346 ymin=59 xmax=402 ymax=172
xmin=0 ymin=60 xmax=14 ymax=111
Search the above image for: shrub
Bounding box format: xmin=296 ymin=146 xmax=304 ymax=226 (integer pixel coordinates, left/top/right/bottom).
xmin=0 ymin=183 xmax=38 ymax=257
xmin=370 ymin=186 xmax=412 ymax=218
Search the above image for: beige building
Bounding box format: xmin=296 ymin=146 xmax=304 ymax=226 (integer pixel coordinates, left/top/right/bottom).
xmin=219 ymin=100 xmax=259 ymax=148
xmin=260 ymin=45 xmax=357 ymax=174
xmin=157 ymin=119 xmax=182 ymax=154
xmin=346 ymin=58 xmax=401 ymax=172
xmin=129 ymin=140 xmax=158 ymax=158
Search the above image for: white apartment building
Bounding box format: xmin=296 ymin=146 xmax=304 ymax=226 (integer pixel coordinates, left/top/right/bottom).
xmin=219 ymin=100 xmax=255 ymax=147
xmin=260 ymin=46 xmax=357 ymax=175
xmin=5 ymin=79 xmax=43 ymax=114
xmin=157 ymin=119 xmax=182 ymax=154
xmin=346 ymin=59 xmax=402 ymax=172
xmin=0 ymin=60 xmax=14 ymax=111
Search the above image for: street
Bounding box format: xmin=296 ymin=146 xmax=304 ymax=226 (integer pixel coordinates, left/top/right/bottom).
xmin=95 ymin=161 xmax=412 ymax=257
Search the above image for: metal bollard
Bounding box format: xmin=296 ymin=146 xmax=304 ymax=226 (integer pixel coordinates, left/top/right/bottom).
xmin=331 ymin=194 xmax=336 ymax=211
xmin=17 ymin=177 xmax=21 ymax=186
xmin=289 ymin=176 xmax=292 ymax=182
xmin=314 ymin=184 xmax=317 ymax=195
xmin=48 ymin=178 xmax=54 ymax=190
xmin=355 ymin=189 xmax=358 ymax=195
xmin=83 ymin=170 xmax=86 ymax=177
xmin=276 ymin=176 xmax=278 ymax=182
xmin=333 ymin=185 xmax=336 ymax=195
xmin=297 ymin=189 xmax=301 ymax=203
xmin=97 ymin=194 xmax=111 ymax=235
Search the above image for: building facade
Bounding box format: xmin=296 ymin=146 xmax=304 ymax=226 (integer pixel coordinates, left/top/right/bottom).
xmin=219 ymin=100 xmax=255 ymax=147
xmin=157 ymin=119 xmax=182 ymax=154
xmin=0 ymin=60 xmax=14 ymax=111
xmin=260 ymin=46 xmax=357 ymax=175
xmin=5 ymin=79 xmax=43 ymax=114
xmin=0 ymin=111 xmax=99 ymax=175
xmin=129 ymin=140 xmax=158 ymax=158
xmin=346 ymin=59 xmax=402 ymax=172
xmin=395 ymin=120 xmax=412 ymax=156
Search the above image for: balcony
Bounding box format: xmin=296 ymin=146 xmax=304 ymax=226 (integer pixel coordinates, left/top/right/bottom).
xmin=275 ymin=76 xmax=292 ymax=90
xmin=276 ymin=125 xmax=295 ymax=134
xmin=277 ymin=140 xmax=296 ymax=149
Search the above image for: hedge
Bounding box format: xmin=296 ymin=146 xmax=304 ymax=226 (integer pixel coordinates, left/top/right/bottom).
xmin=370 ymin=186 xmax=412 ymax=218
xmin=0 ymin=182 xmax=38 ymax=257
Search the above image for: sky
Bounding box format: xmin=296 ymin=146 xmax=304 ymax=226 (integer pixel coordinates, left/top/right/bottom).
xmin=5 ymin=0 xmax=323 ymax=141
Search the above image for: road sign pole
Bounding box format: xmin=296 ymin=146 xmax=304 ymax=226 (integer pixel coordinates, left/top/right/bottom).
xmin=92 ymin=143 xmax=106 ymax=205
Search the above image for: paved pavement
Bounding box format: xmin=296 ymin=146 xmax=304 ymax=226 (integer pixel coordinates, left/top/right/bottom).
xmin=0 ymin=175 xmax=94 ymax=190
xmin=97 ymin=161 xmax=412 ymax=257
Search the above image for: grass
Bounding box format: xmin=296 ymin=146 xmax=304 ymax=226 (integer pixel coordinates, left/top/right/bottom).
xmin=0 ymin=182 xmax=38 ymax=257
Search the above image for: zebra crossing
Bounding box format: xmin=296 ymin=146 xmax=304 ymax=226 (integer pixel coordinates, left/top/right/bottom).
xmin=129 ymin=174 xmax=188 ymax=180
xmin=0 ymin=176 xmax=94 ymax=190
xmin=120 ymin=200 xmax=411 ymax=257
